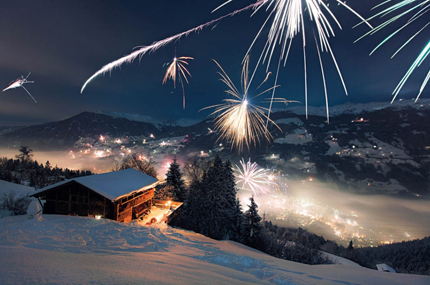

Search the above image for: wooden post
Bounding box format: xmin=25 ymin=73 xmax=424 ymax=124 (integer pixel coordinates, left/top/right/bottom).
xmin=116 ymin=203 xmax=119 ymax=221
xmin=103 ymin=198 xmax=106 ymax=218
xmin=68 ymin=187 xmax=72 ymax=213
xmin=87 ymin=189 xmax=90 ymax=216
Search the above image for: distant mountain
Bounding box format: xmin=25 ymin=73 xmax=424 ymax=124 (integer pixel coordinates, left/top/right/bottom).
xmin=93 ymin=110 xmax=200 ymax=128
xmin=0 ymin=111 xmax=176 ymax=150
xmin=0 ymin=126 xmax=25 ymax=136
xmin=1 ymin=100 xmax=430 ymax=197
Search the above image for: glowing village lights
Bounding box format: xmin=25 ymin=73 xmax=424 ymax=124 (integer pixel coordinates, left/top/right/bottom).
xmin=94 ymin=150 xmax=104 ymax=158
xmin=95 ymin=215 xmax=102 ymax=220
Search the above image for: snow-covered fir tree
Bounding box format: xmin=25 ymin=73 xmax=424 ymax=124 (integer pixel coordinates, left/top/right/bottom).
xmin=232 ymin=198 xmax=244 ymax=242
xmin=165 ymin=157 xmax=186 ymax=201
xmin=243 ymin=196 xmax=262 ymax=246
xmin=176 ymin=154 xmax=240 ymax=241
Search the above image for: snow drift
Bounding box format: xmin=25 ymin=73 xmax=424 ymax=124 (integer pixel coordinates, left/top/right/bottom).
xmin=0 ymin=215 xmax=429 ymax=284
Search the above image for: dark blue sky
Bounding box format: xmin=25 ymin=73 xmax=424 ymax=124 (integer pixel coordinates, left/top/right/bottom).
xmin=0 ymin=0 xmax=428 ymax=126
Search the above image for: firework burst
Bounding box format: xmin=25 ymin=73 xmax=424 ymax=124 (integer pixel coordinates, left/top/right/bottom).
xmin=2 ymin=73 xmax=37 ymax=103
xmin=235 ymin=158 xmax=273 ymax=196
xmin=267 ymin=166 xmax=293 ymax=200
xmin=356 ymin=0 xmax=430 ymax=103
xmin=163 ymin=55 xmax=194 ymax=109
xmin=202 ymin=55 xmax=287 ymax=152
xmin=214 ymin=0 xmax=372 ymax=124
xmin=80 ymin=1 xmax=266 ymax=93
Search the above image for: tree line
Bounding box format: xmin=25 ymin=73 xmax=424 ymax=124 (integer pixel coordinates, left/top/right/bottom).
xmin=161 ymin=154 xmax=329 ymax=265
xmin=159 ymin=154 xmax=429 ymax=273
xmin=0 ymin=146 xmax=93 ymax=189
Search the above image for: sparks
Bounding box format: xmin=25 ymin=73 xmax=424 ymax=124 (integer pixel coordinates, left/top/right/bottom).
xmin=2 ymin=72 xmax=37 ymax=103
xmin=357 ymin=0 xmax=430 ymax=103
xmin=266 ymin=166 xmax=292 ymax=199
xmin=163 ymin=54 xmax=194 ymax=108
xmin=214 ymin=0 xmax=372 ymax=123
xmin=202 ymin=55 xmax=284 ymax=152
xmin=81 ymin=0 xmax=267 ymax=93
xmin=235 ymin=158 xmax=273 ymax=196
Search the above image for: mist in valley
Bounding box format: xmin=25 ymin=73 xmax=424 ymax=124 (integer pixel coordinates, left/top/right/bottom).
xmin=2 ymin=147 xmax=429 ymax=247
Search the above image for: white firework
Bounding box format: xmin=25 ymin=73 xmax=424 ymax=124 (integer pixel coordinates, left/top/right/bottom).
xmin=234 ymin=158 xmax=273 ymax=196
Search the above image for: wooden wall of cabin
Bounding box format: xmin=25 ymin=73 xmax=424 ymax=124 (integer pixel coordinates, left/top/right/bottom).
xmin=115 ymin=189 xmax=154 ymax=223
xmin=37 ymin=182 xmax=115 ymax=219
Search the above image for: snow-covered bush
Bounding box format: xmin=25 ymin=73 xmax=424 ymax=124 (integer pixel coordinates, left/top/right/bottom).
xmin=0 ymin=190 xmax=31 ymax=216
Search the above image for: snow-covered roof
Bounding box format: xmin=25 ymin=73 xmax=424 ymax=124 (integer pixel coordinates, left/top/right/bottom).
xmin=31 ymin=168 xmax=159 ymax=202
xmin=0 ymin=179 xmax=34 ymax=196
xmin=376 ymin=263 xmax=396 ymax=273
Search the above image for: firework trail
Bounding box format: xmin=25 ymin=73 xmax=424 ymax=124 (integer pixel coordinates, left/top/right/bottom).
xmin=214 ymin=0 xmax=372 ymax=124
xmin=267 ymin=166 xmax=293 ymax=200
xmin=356 ymin=0 xmax=430 ymax=103
xmin=202 ymin=56 xmax=287 ymax=152
xmin=2 ymin=73 xmax=37 ymax=103
xmin=81 ymin=0 xmax=369 ymax=124
xmin=81 ymin=0 xmax=267 ymax=93
xmin=163 ymin=54 xmax=194 ymax=109
xmin=235 ymin=158 xmax=273 ymax=196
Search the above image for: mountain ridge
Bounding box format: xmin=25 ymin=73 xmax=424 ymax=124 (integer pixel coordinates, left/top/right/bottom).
xmin=1 ymin=100 xmax=430 ymax=197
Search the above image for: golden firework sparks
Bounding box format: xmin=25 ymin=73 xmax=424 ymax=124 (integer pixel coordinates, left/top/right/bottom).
xmin=203 ymin=56 xmax=292 ymax=152
xmin=163 ymin=55 xmax=194 ymax=108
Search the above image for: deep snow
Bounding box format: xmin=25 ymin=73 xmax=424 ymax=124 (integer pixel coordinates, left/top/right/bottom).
xmin=0 ymin=215 xmax=429 ymax=284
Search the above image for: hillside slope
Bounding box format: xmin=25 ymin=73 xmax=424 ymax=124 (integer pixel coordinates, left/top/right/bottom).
xmin=0 ymin=215 xmax=428 ymax=284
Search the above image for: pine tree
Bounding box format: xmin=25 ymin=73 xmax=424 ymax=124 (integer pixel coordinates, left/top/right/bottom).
xmin=165 ymin=157 xmax=186 ymax=201
xmin=243 ymin=196 xmax=262 ymax=246
xmin=232 ymin=198 xmax=244 ymax=242
xmin=181 ymin=177 xmax=205 ymax=233
xmin=177 ymin=155 xmax=240 ymax=241
xmin=15 ymin=146 xmax=33 ymax=165
xmin=15 ymin=146 xmax=33 ymax=183
xmin=219 ymin=159 xmax=238 ymax=239
xmin=348 ymin=240 xmax=354 ymax=251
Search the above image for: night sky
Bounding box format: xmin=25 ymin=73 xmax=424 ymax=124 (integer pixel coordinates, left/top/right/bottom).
xmin=0 ymin=0 xmax=429 ymax=126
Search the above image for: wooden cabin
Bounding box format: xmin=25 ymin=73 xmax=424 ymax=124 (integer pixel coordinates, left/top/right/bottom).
xmin=31 ymin=168 xmax=159 ymax=223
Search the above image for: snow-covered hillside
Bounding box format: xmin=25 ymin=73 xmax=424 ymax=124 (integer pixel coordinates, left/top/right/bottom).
xmin=284 ymin=98 xmax=430 ymax=117
xmin=0 ymin=215 xmax=428 ymax=284
xmin=0 ymin=180 xmax=33 ymax=196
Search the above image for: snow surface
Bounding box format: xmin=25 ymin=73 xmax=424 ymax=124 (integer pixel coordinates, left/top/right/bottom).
xmin=274 ymin=129 xmax=313 ymax=145
xmin=0 ymin=180 xmax=34 ymax=197
xmin=31 ymin=169 xmax=159 ymax=202
xmin=0 ymin=180 xmax=35 ymax=217
xmin=1 ymin=215 xmax=428 ymax=285
xmin=277 ymin=98 xmax=430 ymax=117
